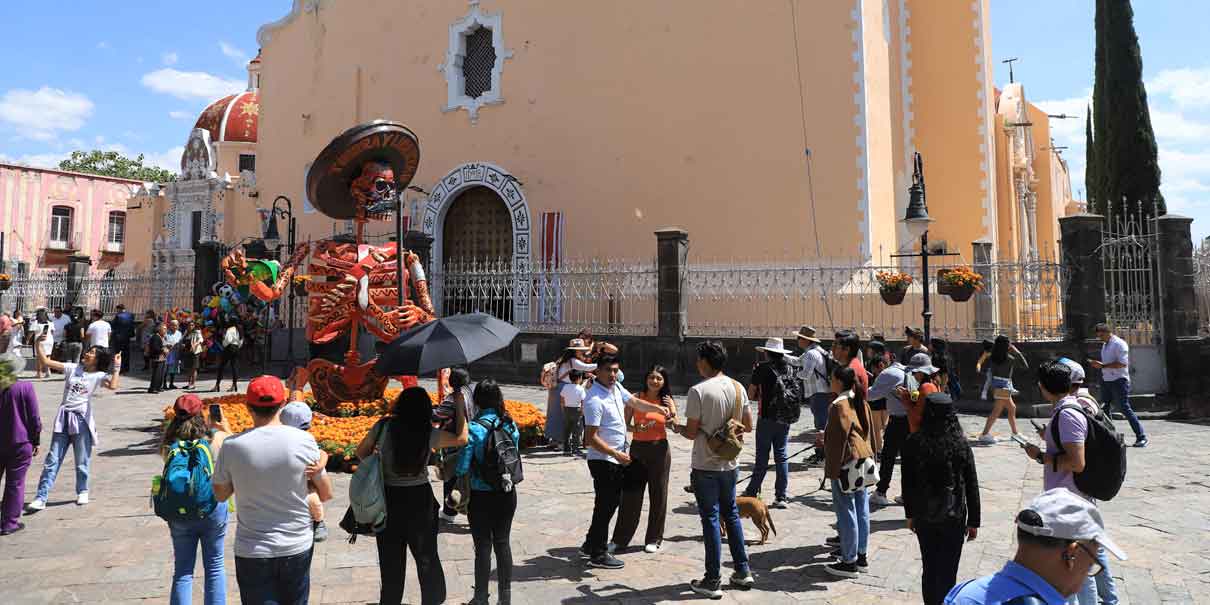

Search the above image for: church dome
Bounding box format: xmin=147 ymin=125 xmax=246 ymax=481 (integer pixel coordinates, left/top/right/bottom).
xmin=194 ymin=90 xmax=260 ymax=143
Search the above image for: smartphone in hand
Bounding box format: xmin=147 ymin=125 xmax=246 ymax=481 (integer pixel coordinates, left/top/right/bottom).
xmin=1030 ymin=419 xmax=1043 ymax=433
xmin=1010 ymin=433 xmax=1031 ymax=448
xmin=209 ymin=403 xmax=223 ymax=423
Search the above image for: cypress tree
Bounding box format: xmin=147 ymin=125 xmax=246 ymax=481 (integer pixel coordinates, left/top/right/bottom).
xmin=1091 ymin=0 xmax=1108 ymax=216
xmin=1084 ymin=107 xmax=1097 ymax=212
xmin=1097 ymin=0 xmax=1165 ymax=219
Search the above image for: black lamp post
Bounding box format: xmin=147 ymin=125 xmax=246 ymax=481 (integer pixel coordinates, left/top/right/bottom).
xmin=891 ymin=153 xmax=955 ymax=345
xmin=264 ymin=195 xmax=296 ymax=374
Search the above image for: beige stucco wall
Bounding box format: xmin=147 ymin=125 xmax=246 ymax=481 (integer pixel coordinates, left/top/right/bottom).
xmin=124 ymin=190 xmax=167 ymax=272
xmin=255 ymin=0 xmax=876 ymax=266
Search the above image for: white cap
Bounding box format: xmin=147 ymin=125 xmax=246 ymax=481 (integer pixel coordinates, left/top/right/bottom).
xmin=1058 ymin=358 xmax=1086 ymax=384
xmin=1017 ymin=488 xmax=1126 ymax=561
xmin=279 ymin=401 xmax=313 ymax=430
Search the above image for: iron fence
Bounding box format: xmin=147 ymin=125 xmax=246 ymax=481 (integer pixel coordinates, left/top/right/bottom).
xmin=1100 ymin=211 xmax=1160 ymax=345
xmin=432 ymin=258 xmax=658 ymax=336
xmin=1195 ymin=243 xmax=1210 ymax=337
xmin=1 ymin=270 xmax=195 ymax=316
xmin=684 ymin=257 xmax=1065 ymax=342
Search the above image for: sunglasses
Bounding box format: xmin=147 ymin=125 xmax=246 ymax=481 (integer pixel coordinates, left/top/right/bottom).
xmin=1075 ymin=542 xmax=1103 ymax=577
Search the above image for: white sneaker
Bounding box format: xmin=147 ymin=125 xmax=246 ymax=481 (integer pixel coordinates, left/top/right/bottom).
xmin=76 ymin=492 xmax=89 ymax=505
xmin=870 ymin=491 xmax=892 ymax=506
xmin=644 ymin=543 xmax=661 ymax=553
xmin=978 ymin=434 xmax=997 ymax=445
xmin=24 ymin=499 xmax=46 ymax=513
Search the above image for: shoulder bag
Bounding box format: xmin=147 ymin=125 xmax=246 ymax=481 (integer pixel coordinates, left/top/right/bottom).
xmin=706 ymin=378 xmax=746 ymax=461
xmin=836 ymin=394 xmax=879 ymax=493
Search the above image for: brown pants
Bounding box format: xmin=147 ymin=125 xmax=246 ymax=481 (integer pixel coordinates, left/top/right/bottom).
xmin=611 ymin=439 xmax=671 ymax=548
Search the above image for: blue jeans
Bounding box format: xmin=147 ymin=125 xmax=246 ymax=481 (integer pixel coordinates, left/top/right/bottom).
xmin=744 ymin=417 xmax=789 ymax=501
xmin=691 ymin=469 xmax=750 ymax=580
xmin=169 ymin=505 xmax=228 ymax=605
xmin=234 ymin=547 xmax=314 ymax=605
xmin=1101 ymin=378 xmax=1144 ymax=439
xmin=35 ymin=430 xmax=94 ymax=500
xmin=809 ymin=392 xmax=832 ymax=430
xmin=830 ymin=480 xmax=869 ymax=563
xmin=1073 ymin=546 xmax=1119 ymax=605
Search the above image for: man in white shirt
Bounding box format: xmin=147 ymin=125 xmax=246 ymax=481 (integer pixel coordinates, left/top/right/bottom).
xmin=1090 ymin=323 xmax=1146 ymax=447
xmin=84 ymin=309 xmax=112 ymax=351
xmin=793 ymin=326 xmax=831 ymax=431
xmin=579 ymin=354 xmax=670 ymax=570
xmin=50 ymin=307 xmax=70 ymax=359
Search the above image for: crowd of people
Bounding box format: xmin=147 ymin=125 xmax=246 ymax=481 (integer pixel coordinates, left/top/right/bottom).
xmin=0 ymin=314 xmax=1148 ymax=604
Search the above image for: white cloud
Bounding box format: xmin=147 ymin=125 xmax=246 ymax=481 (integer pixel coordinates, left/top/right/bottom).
xmin=1151 ymin=109 xmax=1210 ymax=141
xmin=162 ymin=51 xmax=179 ymax=66
xmin=141 ymin=68 xmax=243 ymax=100
xmin=219 ymin=41 xmax=249 ymax=66
xmin=0 ymin=87 xmax=94 ymax=141
xmin=1034 ymin=94 xmax=1090 ymax=147
xmin=1150 ymin=68 xmax=1210 ymax=109
xmin=168 ymin=110 xmax=192 ymax=120
xmin=143 ymin=146 xmax=185 ymax=173
xmin=0 ymin=152 xmax=65 ymax=169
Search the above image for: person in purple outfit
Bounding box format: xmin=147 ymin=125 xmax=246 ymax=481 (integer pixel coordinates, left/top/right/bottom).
xmin=0 ymin=359 xmax=40 ymax=536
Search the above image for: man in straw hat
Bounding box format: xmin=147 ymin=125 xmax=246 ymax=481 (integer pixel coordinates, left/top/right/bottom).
xmin=741 ymin=337 xmax=799 ymax=508
xmin=793 ymin=326 xmax=832 ymax=434
xmin=945 ymin=487 xmax=1126 ymax=604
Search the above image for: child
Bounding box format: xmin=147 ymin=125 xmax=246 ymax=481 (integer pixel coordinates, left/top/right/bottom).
xmin=434 ymin=368 xmax=475 ymax=522
xmin=560 ymin=369 xmax=589 ymax=455
xmin=279 ymin=401 xmax=329 ymax=542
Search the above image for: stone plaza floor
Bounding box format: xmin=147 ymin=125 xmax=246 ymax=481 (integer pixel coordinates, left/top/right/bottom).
xmin=1 ymin=371 xmax=1208 ymax=604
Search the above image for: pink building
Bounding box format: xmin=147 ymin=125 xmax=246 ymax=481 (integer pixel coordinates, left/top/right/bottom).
xmin=0 ymin=163 xmax=138 ymax=274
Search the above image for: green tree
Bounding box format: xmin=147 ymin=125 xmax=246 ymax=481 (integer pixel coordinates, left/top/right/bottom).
xmin=1092 ymin=0 xmax=1164 ymax=219
xmin=58 ymin=150 xmax=176 ymax=183
xmin=1090 ymin=0 xmax=1107 ymax=215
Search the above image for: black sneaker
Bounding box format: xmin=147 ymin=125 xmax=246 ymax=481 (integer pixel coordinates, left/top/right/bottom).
xmin=1133 ymin=437 xmax=1149 ymax=448
xmin=588 ymin=553 xmax=625 ymax=569
xmin=578 ymin=544 xmax=592 ymax=560
xmin=689 ymin=577 xmax=723 ymax=599
xmin=856 ymin=553 xmax=868 ymax=572
xmin=825 ymin=560 xmax=859 ymax=578
xmin=825 ymin=535 xmax=840 ymax=546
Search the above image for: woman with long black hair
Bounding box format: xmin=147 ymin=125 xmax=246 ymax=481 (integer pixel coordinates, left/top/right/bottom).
xmin=974 ymin=335 xmax=1028 ymax=443
xmin=456 ymin=379 xmax=521 ymax=605
xmin=356 ymin=386 xmax=467 ymax=605
xmin=900 ymin=392 xmax=980 ymax=605
xmin=611 ymin=365 xmax=677 ymax=553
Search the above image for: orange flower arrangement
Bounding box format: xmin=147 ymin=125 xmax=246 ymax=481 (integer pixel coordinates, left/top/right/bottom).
xmin=875 ymin=270 xmax=913 ymax=292
xmin=939 ymin=266 xmax=984 ymax=290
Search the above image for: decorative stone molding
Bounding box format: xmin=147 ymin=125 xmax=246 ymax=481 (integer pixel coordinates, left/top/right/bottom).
xmin=421 ymin=161 xmax=532 ymax=315
xmin=439 ymin=1 xmax=514 ymax=125
xmin=257 ymin=0 xmax=321 ymax=46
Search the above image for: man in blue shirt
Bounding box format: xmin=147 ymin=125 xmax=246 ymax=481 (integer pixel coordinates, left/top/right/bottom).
xmin=578 ymin=354 xmax=671 ymax=570
xmin=946 ymin=488 xmax=1126 ymax=605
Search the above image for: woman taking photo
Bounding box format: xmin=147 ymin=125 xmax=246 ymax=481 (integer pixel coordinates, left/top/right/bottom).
xmin=25 ymin=337 xmax=120 ymax=511
xmin=900 ymin=392 xmax=980 ymax=605
xmin=974 ymin=335 xmax=1028 ymax=443
xmin=456 ymin=379 xmax=521 ymax=605
xmin=611 ymin=365 xmax=676 ymax=553
xmin=823 ymin=365 xmax=873 ymax=579
xmin=356 ymin=386 xmax=468 ymax=605
xmin=27 ymin=308 xmax=55 ymax=379
xmin=160 ymin=394 xmax=232 ymax=605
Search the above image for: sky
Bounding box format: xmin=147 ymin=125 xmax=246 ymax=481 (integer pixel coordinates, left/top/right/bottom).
xmin=1 ymin=1 xmax=1208 ymax=240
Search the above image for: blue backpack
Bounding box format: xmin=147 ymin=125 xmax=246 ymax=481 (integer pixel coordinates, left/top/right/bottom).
xmin=154 ymin=439 xmax=217 ymax=522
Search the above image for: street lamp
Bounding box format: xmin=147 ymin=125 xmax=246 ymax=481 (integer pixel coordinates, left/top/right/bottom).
xmin=892 ymin=153 xmax=954 ymax=345
xmin=263 ymin=195 xmax=296 ymax=375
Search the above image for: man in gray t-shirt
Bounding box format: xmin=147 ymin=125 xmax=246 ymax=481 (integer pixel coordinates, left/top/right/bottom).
xmin=213 ymin=376 xmax=332 ymax=603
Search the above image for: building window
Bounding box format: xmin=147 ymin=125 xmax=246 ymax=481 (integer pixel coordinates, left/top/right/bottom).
xmin=462 ymin=27 xmax=496 ymax=99
xmin=239 ymin=153 xmax=256 ymax=173
xmin=441 ymin=4 xmax=513 ymax=124
xmin=107 ymin=212 xmax=125 ymax=247
xmin=49 ymin=206 xmax=73 ymax=246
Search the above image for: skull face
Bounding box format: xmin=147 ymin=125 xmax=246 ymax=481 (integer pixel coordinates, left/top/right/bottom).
xmin=350 ymin=161 xmax=397 ymax=217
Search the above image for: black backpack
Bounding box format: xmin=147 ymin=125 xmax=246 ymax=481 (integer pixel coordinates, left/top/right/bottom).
xmin=1050 ymin=399 xmax=1127 ymax=501
xmin=763 ymin=362 xmax=802 ymax=425
xmin=474 ymin=417 xmax=524 ymax=492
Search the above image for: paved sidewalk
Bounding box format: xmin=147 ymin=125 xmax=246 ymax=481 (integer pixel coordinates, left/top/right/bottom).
xmin=2 ymin=370 xmax=1208 ymax=604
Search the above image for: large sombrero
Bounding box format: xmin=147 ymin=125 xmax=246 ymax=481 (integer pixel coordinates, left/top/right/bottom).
xmin=306 ymin=120 xmax=421 ymax=220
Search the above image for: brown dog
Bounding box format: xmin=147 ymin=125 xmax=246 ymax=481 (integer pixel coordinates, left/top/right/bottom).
xmin=720 ymin=496 xmax=778 ymax=545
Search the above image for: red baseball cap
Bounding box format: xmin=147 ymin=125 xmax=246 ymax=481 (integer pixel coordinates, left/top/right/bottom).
xmin=173 ymin=394 xmax=204 ymax=417
xmin=246 ymin=375 xmax=286 ymax=407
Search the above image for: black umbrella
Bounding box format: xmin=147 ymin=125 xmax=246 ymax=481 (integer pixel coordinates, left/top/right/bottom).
xmin=376 ymin=312 xmax=520 ymax=376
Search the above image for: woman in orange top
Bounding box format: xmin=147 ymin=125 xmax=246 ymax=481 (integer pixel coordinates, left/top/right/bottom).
xmin=611 ymin=365 xmax=677 ymax=553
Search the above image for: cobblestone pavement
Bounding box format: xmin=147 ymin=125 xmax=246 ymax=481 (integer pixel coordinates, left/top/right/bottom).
xmin=2 ymin=371 xmax=1208 ymax=604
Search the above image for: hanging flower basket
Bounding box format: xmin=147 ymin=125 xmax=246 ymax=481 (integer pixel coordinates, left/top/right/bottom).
xmin=880 ymin=287 xmax=907 ymax=305
xmin=938 ymin=266 xmax=984 ymax=302
xmin=0 ymin=274 xmax=11 ymax=291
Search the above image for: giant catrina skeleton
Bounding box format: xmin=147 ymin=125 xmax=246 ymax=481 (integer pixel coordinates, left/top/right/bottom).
xmin=295 ymin=121 xmax=439 ymax=411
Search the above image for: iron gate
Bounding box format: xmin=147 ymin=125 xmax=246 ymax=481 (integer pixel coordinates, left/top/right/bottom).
xmin=1100 ymin=211 xmax=1166 ymax=394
